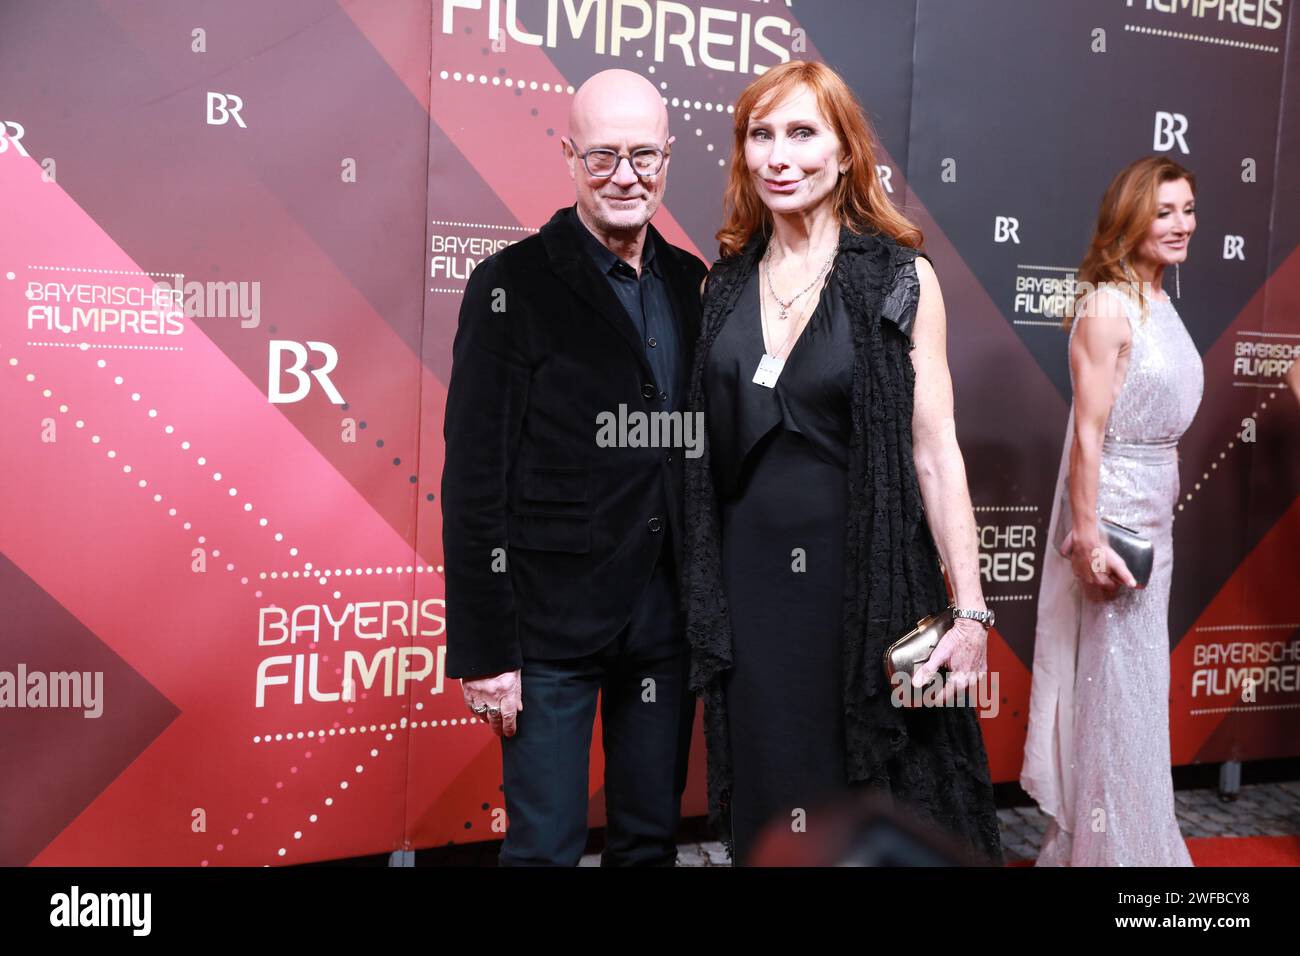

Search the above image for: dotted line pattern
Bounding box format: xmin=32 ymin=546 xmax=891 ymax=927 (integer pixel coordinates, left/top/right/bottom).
xmin=1236 ymin=330 xmax=1300 ymax=339
xmin=1013 ymin=319 xmax=1065 ymax=327
xmin=1194 ymin=623 xmax=1300 ymax=632
xmin=973 ymin=505 xmax=1039 ymax=512
xmin=434 ymin=67 xmax=730 ymax=165
xmin=1016 ymin=264 xmax=1075 ymax=272
xmin=1179 ymin=391 xmax=1277 ymax=511
xmin=3 ymin=349 xmax=250 ymax=585
xmin=205 ymin=730 xmax=398 ymax=865
xmin=661 ymin=86 xmax=730 ymax=165
xmin=663 ymin=93 xmax=734 ymax=114
xmin=1189 ymin=703 xmax=1300 ymax=716
xmin=88 ymin=354 xmax=307 ymax=577
xmin=253 ymin=716 xmax=483 ymax=744
xmin=438 ymin=69 xmax=574 ymax=93
xmin=430 ymin=287 xmax=465 ymax=294
xmin=26 ymin=265 xmax=184 ymax=278
xmin=987 ymin=594 xmax=1034 ymax=602
xmin=257 ymin=563 xmax=444 ymax=586
xmin=273 ymin=741 xmax=392 ymax=862
xmin=28 ymin=340 xmax=184 ymax=351
xmin=434 ymin=69 xmax=738 ymax=116
xmin=1124 ymin=23 xmax=1280 ymax=54
xmin=430 ymin=219 xmax=536 ymax=233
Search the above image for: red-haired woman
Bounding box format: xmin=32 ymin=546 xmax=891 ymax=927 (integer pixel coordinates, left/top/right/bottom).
xmin=683 ymin=60 xmax=1002 ymax=866
xmin=1021 ymin=156 xmax=1202 ymax=866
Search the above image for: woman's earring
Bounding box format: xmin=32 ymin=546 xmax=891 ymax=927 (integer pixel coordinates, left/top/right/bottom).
xmin=1175 ymin=261 xmax=1181 ymax=299
xmin=1119 ymin=256 xmax=1136 ymax=293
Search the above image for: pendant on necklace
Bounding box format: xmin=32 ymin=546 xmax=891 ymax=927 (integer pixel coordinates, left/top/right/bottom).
xmin=753 ymin=352 xmax=785 ymax=388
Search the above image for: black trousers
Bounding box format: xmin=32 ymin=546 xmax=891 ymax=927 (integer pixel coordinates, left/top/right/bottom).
xmin=498 ymin=550 xmax=695 ymax=866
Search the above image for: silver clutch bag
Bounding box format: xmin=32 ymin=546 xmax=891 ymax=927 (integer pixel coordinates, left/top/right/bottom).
xmin=883 ymin=605 xmax=954 ymax=706
xmin=1094 ymin=517 xmax=1153 ymax=589
xmin=1053 ymin=489 xmax=1153 ymax=589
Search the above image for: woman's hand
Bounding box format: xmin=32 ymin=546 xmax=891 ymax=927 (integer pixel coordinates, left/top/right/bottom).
xmin=1059 ymin=528 xmax=1137 ymax=600
xmin=912 ymin=617 xmax=988 ymax=704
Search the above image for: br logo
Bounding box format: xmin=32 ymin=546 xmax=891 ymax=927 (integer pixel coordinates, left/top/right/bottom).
xmin=206 ymin=92 xmax=248 ymax=128
xmin=268 ymin=340 xmax=345 ymax=405
xmin=1153 ymin=111 xmax=1190 ymax=154
xmin=0 ymin=120 xmax=30 ymax=157
xmin=994 ymin=216 xmax=1020 ymax=244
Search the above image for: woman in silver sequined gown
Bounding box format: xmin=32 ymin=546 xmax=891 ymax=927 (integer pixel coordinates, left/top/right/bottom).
xmin=1021 ymin=158 xmax=1204 ymax=866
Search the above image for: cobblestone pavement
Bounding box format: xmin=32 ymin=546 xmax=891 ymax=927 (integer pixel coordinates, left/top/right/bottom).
xmin=584 ymin=781 xmax=1300 ymax=867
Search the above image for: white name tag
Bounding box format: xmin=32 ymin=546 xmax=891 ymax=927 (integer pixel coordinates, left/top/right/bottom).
xmin=752 ymin=353 xmax=785 ymax=388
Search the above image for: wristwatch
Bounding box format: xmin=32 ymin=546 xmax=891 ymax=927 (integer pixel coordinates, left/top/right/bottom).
xmin=952 ymin=606 xmax=995 ymax=629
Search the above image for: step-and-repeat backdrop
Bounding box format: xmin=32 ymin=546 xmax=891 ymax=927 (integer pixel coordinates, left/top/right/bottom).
xmin=2 ymin=0 xmax=1297 ymax=865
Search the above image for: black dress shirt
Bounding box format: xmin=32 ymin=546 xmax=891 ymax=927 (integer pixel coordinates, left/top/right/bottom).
xmin=570 ymin=205 xmax=682 ymax=412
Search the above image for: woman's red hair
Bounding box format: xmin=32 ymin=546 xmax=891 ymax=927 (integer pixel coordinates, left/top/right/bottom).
xmin=716 ymin=59 xmax=922 ymax=259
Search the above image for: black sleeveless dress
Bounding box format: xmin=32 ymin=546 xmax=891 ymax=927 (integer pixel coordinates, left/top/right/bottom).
xmin=704 ymin=261 xmax=859 ymax=863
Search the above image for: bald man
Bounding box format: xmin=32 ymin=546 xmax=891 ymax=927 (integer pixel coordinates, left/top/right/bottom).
xmin=442 ymin=70 xmax=706 ymax=866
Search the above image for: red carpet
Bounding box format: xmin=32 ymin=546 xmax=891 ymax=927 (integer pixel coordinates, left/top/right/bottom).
xmin=1007 ymin=835 xmax=1300 ymax=867
xmin=1186 ymin=835 xmax=1300 ymax=867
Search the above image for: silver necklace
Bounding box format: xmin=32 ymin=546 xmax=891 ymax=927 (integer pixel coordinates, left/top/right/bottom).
xmin=753 ymin=241 xmax=836 ymax=388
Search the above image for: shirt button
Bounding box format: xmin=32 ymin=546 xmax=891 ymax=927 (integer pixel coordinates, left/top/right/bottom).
xmin=647 ymin=337 xmax=657 ymax=348
xmin=647 ymin=516 xmax=663 ymax=533
xmin=666 ymin=453 xmax=674 ymax=464
xmin=659 ymin=391 xmax=668 ymax=401
xmin=641 ymin=383 xmax=656 ymax=399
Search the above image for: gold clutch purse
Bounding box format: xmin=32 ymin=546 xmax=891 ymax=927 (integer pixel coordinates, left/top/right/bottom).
xmin=882 ymin=605 xmax=954 ymax=707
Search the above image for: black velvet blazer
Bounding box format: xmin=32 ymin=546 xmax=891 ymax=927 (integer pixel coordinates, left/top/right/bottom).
xmin=442 ymin=206 xmax=707 ymax=679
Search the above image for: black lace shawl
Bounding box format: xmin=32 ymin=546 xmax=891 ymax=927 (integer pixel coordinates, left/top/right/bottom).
xmin=683 ymin=225 xmax=1004 ymax=865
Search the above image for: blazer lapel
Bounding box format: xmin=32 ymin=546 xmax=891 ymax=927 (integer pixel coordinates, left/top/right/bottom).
xmin=650 ymin=221 xmax=702 ymax=353
xmin=541 ymin=208 xmax=656 ymax=381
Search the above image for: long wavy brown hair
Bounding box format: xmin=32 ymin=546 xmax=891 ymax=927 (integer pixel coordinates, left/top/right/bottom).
xmin=1067 ymin=155 xmax=1196 ymax=330
xmin=716 ymin=60 xmax=921 ymax=259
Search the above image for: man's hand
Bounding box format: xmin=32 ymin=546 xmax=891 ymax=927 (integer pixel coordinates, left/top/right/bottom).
xmin=461 ymin=670 xmax=523 ymax=737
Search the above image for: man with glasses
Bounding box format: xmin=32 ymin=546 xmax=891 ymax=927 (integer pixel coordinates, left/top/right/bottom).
xmin=442 ymin=69 xmax=706 ymax=865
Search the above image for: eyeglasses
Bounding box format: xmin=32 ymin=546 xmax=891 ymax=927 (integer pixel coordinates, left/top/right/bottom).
xmin=567 ymin=138 xmax=670 ymax=179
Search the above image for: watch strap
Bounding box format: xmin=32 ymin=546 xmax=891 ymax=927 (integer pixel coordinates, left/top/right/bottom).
xmin=952 ymin=606 xmax=995 ymax=628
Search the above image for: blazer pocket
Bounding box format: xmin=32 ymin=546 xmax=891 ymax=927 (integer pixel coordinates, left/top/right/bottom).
xmin=520 ymin=466 xmax=590 ymax=504
xmin=508 ymin=512 xmax=591 ymax=554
